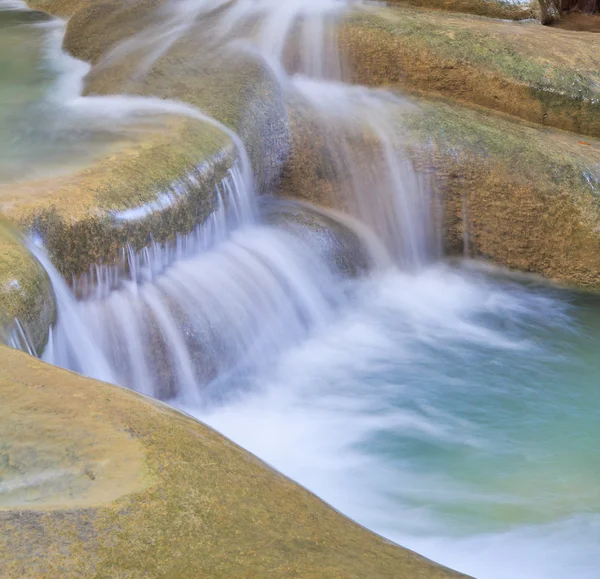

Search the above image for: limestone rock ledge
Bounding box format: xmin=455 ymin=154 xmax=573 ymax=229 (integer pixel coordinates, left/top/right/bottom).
xmin=341 ymin=4 xmax=600 ymax=138
xmin=0 ymin=346 xmax=470 ymax=579
xmin=406 ymin=99 xmax=600 ymax=288
xmin=386 ymin=0 xmax=538 ymax=21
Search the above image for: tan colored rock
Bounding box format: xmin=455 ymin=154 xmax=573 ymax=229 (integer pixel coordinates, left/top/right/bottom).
xmin=0 ymin=221 xmax=54 ymax=352
xmin=408 ymin=99 xmax=600 ymax=287
xmin=1 ymin=119 xmax=231 ymax=277
xmin=340 ymin=3 xmax=600 ymax=138
xmin=0 ymin=346 xmax=470 ymax=579
xmin=386 ymin=0 xmax=537 ymax=20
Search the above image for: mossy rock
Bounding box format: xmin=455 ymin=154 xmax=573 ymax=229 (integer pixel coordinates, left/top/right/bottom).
xmin=0 ymin=346 xmax=469 ymax=579
xmin=11 ymin=0 xmax=287 ymax=277
xmin=0 ymin=222 xmax=54 ymax=353
xmin=281 ymin=91 xmax=600 ymax=287
xmin=409 ymin=98 xmax=600 ymax=287
xmin=386 ymin=0 xmax=537 ymax=20
xmin=0 ymin=118 xmax=232 ymax=278
xmin=340 ymin=3 xmax=600 ymax=137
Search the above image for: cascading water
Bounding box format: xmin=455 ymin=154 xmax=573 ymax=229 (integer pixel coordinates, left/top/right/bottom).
xmin=10 ymin=1 xmax=600 ymax=578
xmin=39 ymin=164 xmax=348 ymax=402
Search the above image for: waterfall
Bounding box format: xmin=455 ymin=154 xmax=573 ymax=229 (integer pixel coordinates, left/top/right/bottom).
xmin=37 ymin=163 xmax=349 ymax=402
xmin=26 ymin=0 xmax=435 ymax=403
xmin=6 ymin=3 xmax=600 ymax=579
xmin=91 ymin=0 xmax=435 ymax=265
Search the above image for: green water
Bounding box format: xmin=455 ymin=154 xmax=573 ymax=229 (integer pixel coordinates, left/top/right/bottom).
xmin=196 ymin=263 xmax=600 ymax=579
xmin=0 ymin=7 xmax=59 ymax=180
xmin=0 ymin=4 xmax=129 ymax=183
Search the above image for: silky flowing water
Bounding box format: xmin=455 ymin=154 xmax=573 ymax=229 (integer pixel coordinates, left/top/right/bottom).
xmin=0 ymin=1 xmax=108 ymax=181
xmin=3 ymin=1 xmax=600 ymax=578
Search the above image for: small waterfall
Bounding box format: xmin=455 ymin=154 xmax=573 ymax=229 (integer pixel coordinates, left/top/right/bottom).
xmin=79 ymin=0 xmax=434 ymax=263
xmin=16 ymin=0 xmax=437 ymax=400
xmin=98 ymin=0 xmax=348 ymax=81
xmin=289 ymin=79 xmax=435 ymax=267
xmin=38 ymin=164 xmax=347 ymax=403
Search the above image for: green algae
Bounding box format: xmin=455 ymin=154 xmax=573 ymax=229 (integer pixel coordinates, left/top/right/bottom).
xmin=401 ymin=97 xmax=600 ymax=286
xmin=406 ymin=98 xmax=600 ymax=200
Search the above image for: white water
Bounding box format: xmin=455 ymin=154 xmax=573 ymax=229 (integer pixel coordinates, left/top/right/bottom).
xmin=187 ymin=263 xmax=600 ymax=579
xmin=39 ymin=165 xmax=346 ymax=401
xmin=7 ymin=0 xmax=600 ymax=578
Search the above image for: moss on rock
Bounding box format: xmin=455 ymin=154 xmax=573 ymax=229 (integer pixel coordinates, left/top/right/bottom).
xmin=0 ymin=221 xmax=54 ymax=352
xmin=386 ymin=0 xmax=537 ymax=20
xmin=408 ymin=98 xmax=600 ymax=287
xmin=0 ymin=346 xmax=470 ymax=579
xmin=340 ymin=3 xmax=600 ymax=138
xmin=0 ymin=118 xmax=231 ymax=278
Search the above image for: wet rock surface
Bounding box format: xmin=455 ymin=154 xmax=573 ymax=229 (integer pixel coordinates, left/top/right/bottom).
xmin=0 ymin=221 xmax=54 ymax=353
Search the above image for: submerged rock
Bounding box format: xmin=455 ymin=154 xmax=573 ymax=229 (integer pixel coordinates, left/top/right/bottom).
xmin=0 ymin=346 xmax=470 ymax=579
xmin=262 ymin=198 xmax=374 ymax=277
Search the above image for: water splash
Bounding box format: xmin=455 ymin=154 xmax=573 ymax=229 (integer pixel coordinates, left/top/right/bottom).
xmin=39 ymin=164 xmax=348 ymax=402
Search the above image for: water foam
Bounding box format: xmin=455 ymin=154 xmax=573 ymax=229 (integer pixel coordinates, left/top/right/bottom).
xmin=188 ymin=265 xmax=600 ymax=579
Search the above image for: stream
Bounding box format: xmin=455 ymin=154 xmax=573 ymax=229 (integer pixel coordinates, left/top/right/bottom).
xmin=3 ymin=0 xmax=600 ymax=578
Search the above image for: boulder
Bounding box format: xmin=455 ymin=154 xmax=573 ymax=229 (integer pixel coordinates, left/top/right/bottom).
xmin=0 ymin=346 xmax=470 ymax=579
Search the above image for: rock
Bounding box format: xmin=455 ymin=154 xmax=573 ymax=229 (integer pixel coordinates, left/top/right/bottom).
xmin=1 ymin=119 xmax=232 ymax=278
xmin=406 ymin=98 xmax=600 ymax=287
xmin=0 ymin=346 xmax=470 ymax=579
xmin=261 ymin=198 xmax=374 ymax=277
xmin=386 ymin=0 xmax=537 ymax=20
xmin=340 ymin=3 xmax=600 ymax=138
xmin=0 ymin=222 xmax=54 ymax=353
xmin=281 ymin=90 xmax=600 ymax=287
xmin=6 ymin=0 xmax=288 ymax=278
